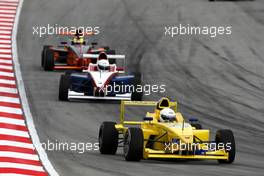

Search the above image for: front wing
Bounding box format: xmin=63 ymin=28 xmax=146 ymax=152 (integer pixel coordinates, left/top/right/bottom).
xmin=144 ymin=148 xmax=228 ymax=160
xmin=68 ymin=90 xmax=132 ymax=100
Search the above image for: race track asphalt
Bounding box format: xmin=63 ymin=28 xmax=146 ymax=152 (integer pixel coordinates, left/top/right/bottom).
xmin=17 ymin=0 xmax=264 ymax=175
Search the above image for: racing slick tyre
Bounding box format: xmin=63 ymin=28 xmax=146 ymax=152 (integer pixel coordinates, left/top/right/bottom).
xmin=43 ymin=48 xmax=54 ymax=71
xmin=99 ymin=122 xmax=119 ymax=155
xmin=106 ymin=50 xmax=116 ymax=64
xmin=215 ymin=129 xmax=236 ymax=164
xmin=191 ymin=123 xmax=202 ymax=129
xmin=41 ymin=45 xmax=51 ymax=67
xmin=131 ymin=72 xmax=143 ymax=101
xmin=59 ymin=75 xmax=70 ymax=101
xmin=124 ymin=128 xmax=144 ymax=161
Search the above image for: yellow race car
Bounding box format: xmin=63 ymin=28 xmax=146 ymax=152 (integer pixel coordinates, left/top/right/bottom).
xmin=98 ymin=97 xmax=235 ymax=163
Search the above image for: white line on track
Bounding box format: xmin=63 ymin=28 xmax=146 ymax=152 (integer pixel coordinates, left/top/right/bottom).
xmin=0 ymin=79 xmax=15 ymax=84
xmin=0 ymin=0 xmax=19 ymax=2
xmin=0 ymin=87 xmax=17 ymax=94
xmin=0 ymin=128 xmax=29 ymax=138
xmin=1 ymin=0 xmax=18 ymax=1
xmin=0 ymin=71 xmax=14 ymax=77
xmin=0 ymin=39 xmax=11 ymax=43
xmin=0 ymin=59 xmax=12 ymax=64
xmin=0 ymin=54 xmax=12 ymax=59
xmin=0 ymin=35 xmax=10 ymax=39
xmin=0 ymin=174 xmax=30 ymax=176
xmin=0 ymin=14 xmax=15 ymax=18
xmin=0 ymin=96 xmax=19 ymax=103
xmin=0 ymin=117 xmax=25 ymax=126
xmin=0 ymin=54 xmax=11 ymax=58
xmin=0 ymin=9 xmax=16 ymax=13
xmin=0 ymin=162 xmax=44 ymax=172
xmin=0 ymin=151 xmax=39 ymax=161
xmin=0 ymin=1 xmax=17 ymax=7
xmin=0 ymin=78 xmax=15 ymax=84
xmin=0 ymin=6 xmax=16 ymax=10
xmin=0 ymin=18 xmax=14 ymax=22
xmin=0 ymin=140 xmax=34 ymax=149
xmin=0 ymin=22 xmax=13 ymax=25
xmin=0 ymin=44 xmax=11 ymax=47
xmin=0 ymin=106 xmax=22 ymax=115
xmin=0 ymin=30 xmax=11 ymax=34
xmin=0 ymin=65 xmax=12 ymax=70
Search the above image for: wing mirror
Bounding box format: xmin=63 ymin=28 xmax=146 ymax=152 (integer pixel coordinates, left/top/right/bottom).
xmin=91 ymin=42 xmax=98 ymax=46
xmin=143 ymin=117 xmax=153 ymax=121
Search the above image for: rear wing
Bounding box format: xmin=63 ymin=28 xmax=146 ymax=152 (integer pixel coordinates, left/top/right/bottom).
xmin=83 ymin=54 xmax=126 ymax=73
xmin=120 ymin=99 xmax=177 ymax=124
xmin=82 ymin=54 xmax=125 ymax=59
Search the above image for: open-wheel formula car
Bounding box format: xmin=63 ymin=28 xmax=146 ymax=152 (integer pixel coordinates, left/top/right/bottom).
xmin=99 ymin=97 xmax=236 ymax=163
xmin=41 ymin=31 xmax=115 ymax=71
xmin=58 ymin=52 xmax=143 ymax=101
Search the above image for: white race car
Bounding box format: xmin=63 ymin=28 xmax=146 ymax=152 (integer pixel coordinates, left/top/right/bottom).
xmin=58 ymin=52 xmax=143 ymax=101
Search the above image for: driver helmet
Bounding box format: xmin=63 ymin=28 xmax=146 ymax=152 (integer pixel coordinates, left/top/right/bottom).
xmin=159 ymin=108 xmax=176 ymax=122
xmin=73 ymin=29 xmax=84 ymax=44
xmin=97 ymin=59 xmax=110 ymax=71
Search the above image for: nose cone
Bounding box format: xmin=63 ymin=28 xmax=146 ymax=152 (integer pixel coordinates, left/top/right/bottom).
xmin=165 ymin=123 xmax=194 ymax=143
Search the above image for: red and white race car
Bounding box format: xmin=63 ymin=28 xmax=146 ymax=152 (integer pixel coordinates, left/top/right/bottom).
xmin=41 ymin=31 xmax=116 ymax=71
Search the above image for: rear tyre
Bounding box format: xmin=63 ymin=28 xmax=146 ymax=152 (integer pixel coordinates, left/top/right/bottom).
xmin=43 ymin=49 xmax=54 ymax=71
xmin=131 ymin=72 xmax=143 ymax=101
xmin=124 ymin=128 xmax=144 ymax=161
xmin=58 ymin=75 xmax=70 ymax=101
xmin=215 ymin=129 xmax=236 ymax=164
xmin=99 ymin=122 xmax=119 ymax=155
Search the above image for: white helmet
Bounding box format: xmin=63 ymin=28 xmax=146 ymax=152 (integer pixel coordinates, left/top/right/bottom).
xmin=159 ymin=108 xmax=176 ymax=122
xmin=97 ymin=59 xmax=110 ymax=71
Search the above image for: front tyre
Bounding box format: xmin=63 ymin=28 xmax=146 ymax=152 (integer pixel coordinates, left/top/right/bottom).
xmin=43 ymin=48 xmax=54 ymax=71
xmin=58 ymin=75 xmax=70 ymax=101
xmin=124 ymin=128 xmax=144 ymax=161
xmin=215 ymin=129 xmax=236 ymax=164
xmin=99 ymin=122 xmax=119 ymax=155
